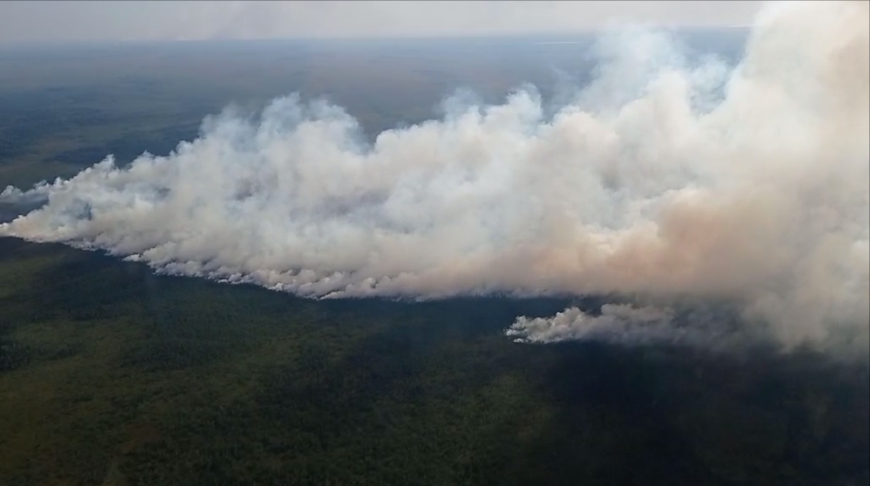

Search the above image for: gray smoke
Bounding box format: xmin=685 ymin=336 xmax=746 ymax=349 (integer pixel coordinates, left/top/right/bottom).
xmin=1 ymin=1 xmax=867 ymax=355
xmin=508 ymin=304 xmax=678 ymax=344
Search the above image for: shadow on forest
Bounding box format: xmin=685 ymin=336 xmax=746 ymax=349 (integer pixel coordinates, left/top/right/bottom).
xmin=1 ymin=237 xmax=868 ymax=485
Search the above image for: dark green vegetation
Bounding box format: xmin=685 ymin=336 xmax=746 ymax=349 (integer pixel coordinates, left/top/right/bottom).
xmin=1 ymin=33 xmax=867 ymax=486
xmin=1 ymin=238 xmax=867 ymax=486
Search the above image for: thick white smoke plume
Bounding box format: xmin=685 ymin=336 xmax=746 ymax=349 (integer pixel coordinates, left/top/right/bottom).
xmin=1 ymin=1 xmax=868 ymax=354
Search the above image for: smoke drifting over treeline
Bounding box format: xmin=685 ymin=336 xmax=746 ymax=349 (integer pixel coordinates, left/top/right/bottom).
xmin=1 ymin=1 xmax=867 ymax=355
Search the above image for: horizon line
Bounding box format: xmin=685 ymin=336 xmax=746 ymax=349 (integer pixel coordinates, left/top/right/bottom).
xmin=0 ymin=25 xmax=751 ymax=49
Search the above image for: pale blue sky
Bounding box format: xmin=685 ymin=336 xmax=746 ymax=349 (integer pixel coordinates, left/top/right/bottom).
xmin=0 ymin=1 xmax=762 ymax=43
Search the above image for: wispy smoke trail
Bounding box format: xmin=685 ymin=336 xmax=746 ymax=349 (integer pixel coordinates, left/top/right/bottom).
xmin=507 ymin=304 xmax=677 ymax=345
xmin=1 ymin=1 xmax=867 ymax=354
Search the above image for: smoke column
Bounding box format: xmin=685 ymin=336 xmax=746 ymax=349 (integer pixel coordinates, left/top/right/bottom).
xmin=1 ymin=1 xmax=867 ymax=354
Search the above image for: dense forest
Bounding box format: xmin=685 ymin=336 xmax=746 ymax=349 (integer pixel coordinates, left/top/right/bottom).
xmin=0 ymin=237 xmax=867 ymax=486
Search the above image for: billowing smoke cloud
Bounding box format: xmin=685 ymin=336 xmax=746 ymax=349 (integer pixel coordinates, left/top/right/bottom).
xmin=1 ymin=2 xmax=867 ymax=355
xmin=508 ymin=304 xmax=677 ymax=344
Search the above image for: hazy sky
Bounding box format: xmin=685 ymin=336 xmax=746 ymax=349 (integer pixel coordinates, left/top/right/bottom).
xmin=0 ymin=1 xmax=762 ymax=43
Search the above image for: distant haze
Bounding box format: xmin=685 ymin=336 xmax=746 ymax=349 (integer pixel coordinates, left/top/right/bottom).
xmin=0 ymin=1 xmax=762 ymax=43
